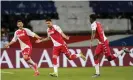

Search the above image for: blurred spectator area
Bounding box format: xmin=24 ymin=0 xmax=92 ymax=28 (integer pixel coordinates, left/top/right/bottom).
xmin=1 ymin=27 xmax=9 ymax=48
xmin=1 ymin=1 xmax=133 ymax=35
xmin=1 ymin=1 xmax=58 ymax=19
xmin=1 ymin=1 xmax=59 ymax=32
xmin=89 ymin=1 xmax=133 ymax=33
xmin=30 ymin=1 xmax=133 ymax=34
xmin=89 ymin=1 xmax=133 ymax=13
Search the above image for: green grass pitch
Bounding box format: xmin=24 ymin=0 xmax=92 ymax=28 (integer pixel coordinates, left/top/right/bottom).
xmin=1 ymin=66 xmax=133 ymax=80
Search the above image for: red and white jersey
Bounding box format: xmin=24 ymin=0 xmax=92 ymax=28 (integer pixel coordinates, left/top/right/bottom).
xmin=91 ymin=21 xmax=107 ymax=44
xmin=47 ymin=25 xmax=66 ymax=47
xmin=11 ymin=28 xmax=35 ymax=51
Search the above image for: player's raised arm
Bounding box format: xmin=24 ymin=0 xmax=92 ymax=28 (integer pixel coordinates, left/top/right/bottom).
xmin=4 ymin=32 xmax=17 ymax=48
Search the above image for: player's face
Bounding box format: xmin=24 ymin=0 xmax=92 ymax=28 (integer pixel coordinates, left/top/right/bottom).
xmin=17 ymin=22 xmax=23 ymax=29
xmin=46 ymin=21 xmax=53 ymax=28
xmin=89 ymin=18 xmax=93 ymax=23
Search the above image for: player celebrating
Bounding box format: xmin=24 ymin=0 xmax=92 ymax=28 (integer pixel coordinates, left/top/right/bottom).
xmin=4 ymin=20 xmax=41 ymax=76
xmin=36 ymin=19 xmax=86 ymax=77
xmin=89 ymin=14 xmax=130 ymax=78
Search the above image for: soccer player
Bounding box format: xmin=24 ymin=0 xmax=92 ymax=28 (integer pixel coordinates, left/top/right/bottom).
xmin=36 ymin=19 xmax=86 ymax=77
xmin=4 ymin=20 xmax=41 ymax=76
xmin=89 ymin=14 xmax=130 ymax=78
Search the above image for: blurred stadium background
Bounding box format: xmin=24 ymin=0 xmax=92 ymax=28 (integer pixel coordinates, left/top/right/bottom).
xmin=1 ymin=1 xmax=133 ymax=80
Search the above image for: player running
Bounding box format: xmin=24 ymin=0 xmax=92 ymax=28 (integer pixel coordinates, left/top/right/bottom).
xmin=89 ymin=14 xmax=131 ymax=78
xmin=36 ymin=19 xmax=86 ymax=77
xmin=4 ymin=20 xmax=41 ymax=76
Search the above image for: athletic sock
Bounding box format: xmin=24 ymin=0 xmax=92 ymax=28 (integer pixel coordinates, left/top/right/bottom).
xmin=27 ymin=59 xmax=38 ymax=72
xmin=114 ymin=50 xmax=124 ymax=57
xmin=29 ymin=64 xmax=36 ymax=71
xmin=76 ymin=54 xmax=81 ymax=57
xmin=95 ymin=63 xmax=100 ymax=74
xmin=27 ymin=58 xmax=35 ymax=65
xmin=53 ymin=64 xmax=58 ymax=73
xmin=94 ymin=59 xmax=100 ymax=74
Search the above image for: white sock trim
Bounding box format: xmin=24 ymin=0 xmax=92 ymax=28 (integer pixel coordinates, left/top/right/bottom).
xmin=76 ymin=54 xmax=81 ymax=57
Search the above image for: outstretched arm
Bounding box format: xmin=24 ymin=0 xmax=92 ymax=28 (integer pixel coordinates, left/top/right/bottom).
xmin=34 ymin=34 xmax=42 ymax=40
xmin=4 ymin=41 xmax=15 ymax=48
xmin=60 ymin=32 xmax=69 ymax=40
xmin=25 ymin=28 xmax=42 ymax=39
xmin=36 ymin=37 xmax=50 ymax=43
xmin=4 ymin=32 xmax=17 ymax=48
xmin=54 ymin=25 xmax=69 ymax=40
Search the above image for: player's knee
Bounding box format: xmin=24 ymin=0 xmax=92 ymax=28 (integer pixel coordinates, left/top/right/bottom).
xmin=106 ymin=56 xmax=112 ymax=61
xmin=68 ymin=56 xmax=72 ymax=60
xmin=23 ymin=55 xmax=29 ymax=61
xmin=65 ymin=54 xmax=72 ymax=60
xmin=52 ymin=55 xmax=58 ymax=65
xmin=94 ymin=55 xmax=98 ymax=60
xmin=53 ymin=55 xmax=58 ymax=59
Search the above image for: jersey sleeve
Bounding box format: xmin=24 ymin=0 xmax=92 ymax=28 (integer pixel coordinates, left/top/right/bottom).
xmin=24 ymin=28 xmax=35 ymax=37
xmin=54 ymin=25 xmax=63 ymax=33
xmin=91 ymin=22 xmax=97 ymax=30
xmin=11 ymin=32 xmax=18 ymax=42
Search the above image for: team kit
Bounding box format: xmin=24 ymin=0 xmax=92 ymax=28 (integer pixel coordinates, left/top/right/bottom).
xmin=4 ymin=14 xmax=131 ymax=78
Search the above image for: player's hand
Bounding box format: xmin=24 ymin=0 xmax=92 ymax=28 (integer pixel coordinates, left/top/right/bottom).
xmin=35 ymin=39 xmax=42 ymax=43
xmin=65 ymin=36 xmax=70 ymax=40
xmin=4 ymin=44 xmax=9 ymax=48
xmin=38 ymin=37 xmax=43 ymax=40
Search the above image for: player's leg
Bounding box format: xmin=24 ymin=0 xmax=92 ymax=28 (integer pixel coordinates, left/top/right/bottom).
xmin=103 ymin=42 xmax=116 ymax=61
xmin=22 ymin=48 xmax=39 ymax=76
xmin=62 ymin=44 xmax=86 ymax=61
xmin=103 ymin=40 xmax=130 ymax=61
xmin=92 ymin=44 xmax=102 ymax=78
xmin=49 ymin=47 xmax=60 ymax=77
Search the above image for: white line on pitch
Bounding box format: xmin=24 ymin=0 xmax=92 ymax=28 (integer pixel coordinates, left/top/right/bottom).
xmin=1 ymin=71 xmax=14 ymax=74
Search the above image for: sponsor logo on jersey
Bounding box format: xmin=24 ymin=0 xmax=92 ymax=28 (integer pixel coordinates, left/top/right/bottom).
xmin=48 ymin=31 xmax=54 ymax=35
xmin=17 ymin=33 xmax=25 ymax=37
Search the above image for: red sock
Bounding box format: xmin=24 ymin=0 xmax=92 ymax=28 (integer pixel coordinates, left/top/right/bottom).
xmin=94 ymin=59 xmax=99 ymax=64
xmin=69 ymin=54 xmax=77 ymax=60
xmin=33 ymin=64 xmax=38 ymax=72
xmin=52 ymin=58 xmax=57 ymax=65
xmin=111 ymin=55 xmax=116 ymax=60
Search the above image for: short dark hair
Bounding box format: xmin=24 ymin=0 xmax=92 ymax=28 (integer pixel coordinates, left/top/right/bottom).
xmin=89 ymin=14 xmax=97 ymax=20
xmin=45 ymin=18 xmax=52 ymax=22
xmin=17 ymin=20 xmax=23 ymax=23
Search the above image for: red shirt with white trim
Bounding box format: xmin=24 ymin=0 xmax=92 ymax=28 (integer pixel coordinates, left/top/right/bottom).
xmin=47 ymin=25 xmax=66 ymax=47
xmin=12 ymin=28 xmax=35 ymax=50
xmin=91 ymin=21 xmax=107 ymax=44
